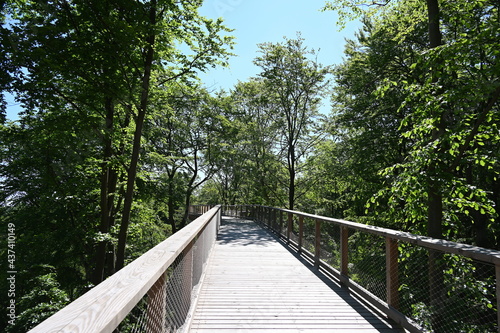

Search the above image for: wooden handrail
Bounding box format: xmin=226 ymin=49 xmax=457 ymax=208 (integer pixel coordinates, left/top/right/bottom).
xmin=29 ymin=205 xmax=221 ymax=333
xmin=224 ymin=205 xmax=500 ymax=332
xmin=257 ymin=205 xmax=500 ymax=265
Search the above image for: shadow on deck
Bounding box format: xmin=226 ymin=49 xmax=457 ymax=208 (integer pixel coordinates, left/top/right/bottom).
xmin=190 ymin=217 xmax=404 ymax=332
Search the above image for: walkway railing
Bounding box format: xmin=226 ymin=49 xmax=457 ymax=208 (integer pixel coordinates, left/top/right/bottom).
xmin=224 ymin=205 xmax=500 ymax=333
xmin=29 ymin=206 xmax=221 ymax=333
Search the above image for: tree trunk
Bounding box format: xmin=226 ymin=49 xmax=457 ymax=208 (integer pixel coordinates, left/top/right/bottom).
xmin=425 ymin=1 xmax=446 ymax=331
xmin=181 ymin=189 xmax=194 ymax=228
xmin=115 ymin=1 xmax=156 ymax=271
xmin=167 ymin=172 xmax=178 ymax=233
xmin=426 ymin=0 xmax=442 ymax=48
xmin=288 ymin=142 xmax=295 ymax=211
xmin=92 ymin=96 xmax=115 ymax=285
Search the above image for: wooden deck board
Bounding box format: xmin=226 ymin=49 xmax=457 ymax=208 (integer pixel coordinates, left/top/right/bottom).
xmin=189 ymin=217 xmax=403 ymax=332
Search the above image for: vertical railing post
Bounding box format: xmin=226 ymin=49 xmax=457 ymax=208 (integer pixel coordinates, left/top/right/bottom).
xmin=279 ymin=211 xmax=284 ymax=235
xmin=496 ymin=263 xmax=500 ymax=331
xmin=287 ymin=212 xmax=292 ymax=244
xmin=314 ymin=219 xmax=321 ymax=268
xmin=272 ymin=208 xmax=278 ymax=230
xmin=217 ymin=206 xmax=221 ymax=234
xmin=386 ymin=237 xmax=399 ymax=310
xmin=182 ymin=243 xmax=194 ymax=323
xmin=267 ymin=206 xmax=270 ymax=227
xmin=298 ymin=215 xmax=304 ymax=254
xmin=340 ymin=226 xmax=349 ymax=284
xmin=146 ymin=273 xmax=167 ymax=333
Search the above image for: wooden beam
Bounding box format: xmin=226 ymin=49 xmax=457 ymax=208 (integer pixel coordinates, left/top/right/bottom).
xmin=386 ymin=237 xmax=399 ymax=310
xmin=28 ymin=206 xmax=221 ymax=333
xmin=287 ymin=212 xmax=293 ymax=244
xmin=340 ymin=227 xmax=349 ymax=284
xmin=298 ymin=215 xmax=304 ymax=254
xmin=259 ymin=206 xmax=500 ymax=265
xmin=314 ymin=219 xmax=321 ymax=268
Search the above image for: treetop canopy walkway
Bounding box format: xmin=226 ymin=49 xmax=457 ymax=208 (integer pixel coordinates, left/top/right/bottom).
xmin=29 ymin=205 xmax=500 ymax=333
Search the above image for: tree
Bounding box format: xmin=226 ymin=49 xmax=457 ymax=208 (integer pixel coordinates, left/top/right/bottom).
xmin=4 ymin=0 xmax=234 ymax=281
xmin=144 ymin=85 xmax=236 ymax=229
xmin=254 ymin=36 xmax=330 ymax=210
xmin=323 ymin=0 xmax=500 ymax=247
xmin=226 ymin=79 xmax=285 ymax=206
xmin=305 ymin=13 xmax=427 ymax=223
xmin=323 ymin=1 xmax=500 ymax=330
xmin=1 ymin=0 xmax=234 ymax=328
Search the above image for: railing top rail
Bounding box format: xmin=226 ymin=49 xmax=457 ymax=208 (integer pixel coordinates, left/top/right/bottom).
xmin=255 ymin=205 xmax=500 ymax=265
xmin=29 ymin=205 xmax=221 ymax=333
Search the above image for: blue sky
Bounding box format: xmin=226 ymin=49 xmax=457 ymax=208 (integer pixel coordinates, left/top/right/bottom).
xmin=198 ymin=0 xmax=362 ymax=92
xmin=4 ymin=0 xmax=362 ymax=120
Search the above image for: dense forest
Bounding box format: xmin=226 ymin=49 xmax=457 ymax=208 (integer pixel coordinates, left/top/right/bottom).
xmin=1 ymin=0 xmax=499 ymax=331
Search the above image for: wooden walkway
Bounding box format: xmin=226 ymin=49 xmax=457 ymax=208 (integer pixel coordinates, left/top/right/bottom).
xmin=189 ymin=217 xmax=404 ymax=332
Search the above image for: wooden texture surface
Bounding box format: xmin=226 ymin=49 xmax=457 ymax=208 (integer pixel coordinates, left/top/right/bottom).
xmin=254 ymin=205 xmax=500 ymax=265
xmin=28 ymin=207 xmax=220 ymax=333
xmin=190 ymin=218 xmax=403 ymax=332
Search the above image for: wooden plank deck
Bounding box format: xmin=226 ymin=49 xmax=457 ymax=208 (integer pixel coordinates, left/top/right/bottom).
xmin=189 ymin=217 xmax=404 ymax=332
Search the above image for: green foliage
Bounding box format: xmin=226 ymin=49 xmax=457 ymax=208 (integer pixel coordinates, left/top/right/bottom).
xmin=322 ymin=0 xmax=393 ymax=29
xmin=375 ymin=0 xmax=500 ymax=242
xmin=254 ymin=35 xmax=331 ymax=210
xmin=317 ymin=0 xmax=500 ymax=248
xmin=6 ymin=270 xmax=69 ymax=332
xmin=1 ymin=0 xmax=234 ymax=330
xmin=1 ymin=0 xmax=500 ymax=330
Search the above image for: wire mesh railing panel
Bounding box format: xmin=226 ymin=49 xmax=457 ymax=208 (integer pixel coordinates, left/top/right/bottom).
xmin=348 ymin=230 xmax=387 ymax=301
xmin=273 ymin=209 xmax=280 ymax=233
xmin=214 ymin=205 xmax=500 ymax=332
xmin=398 ymin=242 xmax=498 ymax=332
xmin=166 ymin=250 xmax=194 ymax=331
xmin=115 ymin=250 xmax=193 ymax=333
xmin=320 ymin=222 xmax=341 ymax=269
xmin=115 ymin=296 xmax=148 ymax=333
xmin=301 ymin=217 xmax=316 ymax=256
xmin=288 ymin=215 xmax=300 ymax=245
xmin=115 ymin=210 xmax=219 ymax=333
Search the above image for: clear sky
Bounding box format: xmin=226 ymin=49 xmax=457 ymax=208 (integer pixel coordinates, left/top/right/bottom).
xmin=197 ymin=0 xmax=362 ymax=92
xmin=4 ymin=0 xmax=362 ymax=120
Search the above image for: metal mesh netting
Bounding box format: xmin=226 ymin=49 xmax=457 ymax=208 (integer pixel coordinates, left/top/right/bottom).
xmin=223 ymin=206 xmax=499 ymax=332
xmin=318 ymin=225 xmax=498 ymax=332
xmin=115 ymin=211 xmax=218 ymax=333
xmin=319 ymin=222 xmax=341 ymax=269
xmin=288 ymin=215 xmax=299 ymax=245
xmin=319 ymin=225 xmax=498 ymax=332
xmin=347 ymin=231 xmax=387 ymax=301
xmin=397 ymin=245 xmax=497 ymax=332
xmin=248 ymin=205 xmax=499 ymax=332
